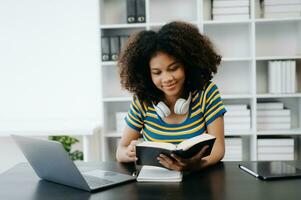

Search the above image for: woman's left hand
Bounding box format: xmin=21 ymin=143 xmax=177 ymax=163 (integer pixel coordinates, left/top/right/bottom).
xmin=157 ymin=145 xmax=209 ymax=171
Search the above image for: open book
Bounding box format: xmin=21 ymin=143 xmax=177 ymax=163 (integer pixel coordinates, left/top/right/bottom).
xmin=136 ymin=133 xmax=216 ymax=168
xmin=137 ymin=166 xmax=183 ymax=182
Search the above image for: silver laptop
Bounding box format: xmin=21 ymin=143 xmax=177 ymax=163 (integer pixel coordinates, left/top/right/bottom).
xmin=12 ymin=135 xmax=136 ymax=192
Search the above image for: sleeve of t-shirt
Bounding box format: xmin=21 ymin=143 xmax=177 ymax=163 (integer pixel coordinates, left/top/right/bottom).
xmin=203 ymin=82 xmax=227 ymax=127
xmin=125 ymin=96 xmax=145 ymax=133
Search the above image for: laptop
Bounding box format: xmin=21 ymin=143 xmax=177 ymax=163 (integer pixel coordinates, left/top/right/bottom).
xmin=12 ymin=135 xmax=136 ymax=192
xmin=239 ymin=161 xmax=301 ymax=180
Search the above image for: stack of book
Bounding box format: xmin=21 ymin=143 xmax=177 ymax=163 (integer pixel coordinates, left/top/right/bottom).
xmin=101 ymin=35 xmax=129 ymax=61
xmin=212 ymin=0 xmax=250 ymax=21
xmin=224 ymin=104 xmax=251 ymax=131
xmin=115 ymin=112 xmax=128 ymax=134
xmin=257 ymin=102 xmax=291 ymax=130
xmin=257 ymin=138 xmax=295 ymax=161
xmin=268 ymin=60 xmax=297 ymax=94
xmin=223 ymin=137 xmax=242 ymax=161
xmin=262 ymin=0 xmax=301 ymax=19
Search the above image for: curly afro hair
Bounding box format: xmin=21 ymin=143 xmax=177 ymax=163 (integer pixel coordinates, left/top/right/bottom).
xmin=118 ymin=21 xmax=221 ymax=106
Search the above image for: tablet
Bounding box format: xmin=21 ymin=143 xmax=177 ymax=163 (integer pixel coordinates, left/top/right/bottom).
xmin=239 ymin=161 xmax=301 ymax=180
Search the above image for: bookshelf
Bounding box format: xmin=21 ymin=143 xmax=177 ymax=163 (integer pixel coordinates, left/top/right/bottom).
xmin=99 ymin=0 xmax=301 ymax=162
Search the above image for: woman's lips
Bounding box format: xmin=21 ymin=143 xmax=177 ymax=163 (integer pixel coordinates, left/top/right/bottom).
xmin=164 ymin=83 xmax=177 ymax=90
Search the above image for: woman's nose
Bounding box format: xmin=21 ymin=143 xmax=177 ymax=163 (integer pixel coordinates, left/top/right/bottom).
xmin=162 ymin=72 xmax=173 ymax=83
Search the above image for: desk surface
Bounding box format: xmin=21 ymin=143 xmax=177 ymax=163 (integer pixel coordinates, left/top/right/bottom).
xmin=1 ymin=161 xmax=301 ymax=200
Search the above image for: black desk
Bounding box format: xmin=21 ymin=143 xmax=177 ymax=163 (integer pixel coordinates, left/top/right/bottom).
xmin=1 ymin=161 xmax=301 ymax=200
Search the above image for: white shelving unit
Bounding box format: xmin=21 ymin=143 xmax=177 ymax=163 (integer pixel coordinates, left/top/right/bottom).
xmin=99 ymin=0 xmax=301 ymax=161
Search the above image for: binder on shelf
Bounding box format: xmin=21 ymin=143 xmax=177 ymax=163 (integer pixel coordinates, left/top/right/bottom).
xmin=127 ymin=0 xmax=136 ymax=23
xmin=119 ymin=35 xmax=130 ymax=51
xmin=110 ymin=36 xmax=120 ymax=61
xmin=101 ymin=36 xmax=110 ymax=62
xmin=136 ymin=0 xmax=146 ymax=23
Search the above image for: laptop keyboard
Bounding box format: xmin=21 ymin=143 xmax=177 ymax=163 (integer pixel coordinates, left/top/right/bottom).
xmin=83 ymin=175 xmax=114 ymax=188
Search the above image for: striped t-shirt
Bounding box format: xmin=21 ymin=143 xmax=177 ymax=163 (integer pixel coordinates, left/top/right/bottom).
xmin=125 ymin=82 xmax=226 ymax=144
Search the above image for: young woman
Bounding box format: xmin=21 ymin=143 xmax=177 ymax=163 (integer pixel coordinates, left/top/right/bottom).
xmin=116 ymin=21 xmax=226 ymax=171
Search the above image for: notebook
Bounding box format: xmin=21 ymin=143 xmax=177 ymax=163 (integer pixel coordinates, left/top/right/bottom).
xmin=137 ymin=166 xmax=183 ymax=182
xmin=12 ymin=135 xmax=136 ymax=192
xmin=239 ymin=161 xmax=301 ymax=180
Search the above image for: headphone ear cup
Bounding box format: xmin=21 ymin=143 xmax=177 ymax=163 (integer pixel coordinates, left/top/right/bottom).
xmin=174 ymin=99 xmax=186 ymax=114
xmin=174 ymin=92 xmax=191 ymax=115
xmin=154 ymin=102 xmax=171 ymax=118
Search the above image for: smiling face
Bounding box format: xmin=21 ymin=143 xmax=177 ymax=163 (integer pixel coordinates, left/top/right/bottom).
xmin=149 ymin=52 xmax=186 ymax=102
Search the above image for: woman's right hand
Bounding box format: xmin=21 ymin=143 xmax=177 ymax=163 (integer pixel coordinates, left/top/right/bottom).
xmin=124 ymin=140 xmax=138 ymax=162
xmin=116 ymin=125 xmax=140 ymax=163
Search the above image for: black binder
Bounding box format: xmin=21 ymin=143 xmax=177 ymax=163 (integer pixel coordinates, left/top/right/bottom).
xmin=119 ymin=35 xmax=129 ymax=51
xmin=126 ymin=0 xmax=136 ymax=23
xmin=101 ymin=36 xmax=110 ymax=61
xmin=136 ymin=0 xmax=146 ymax=23
xmin=110 ymin=36 xmax=120 ymax=61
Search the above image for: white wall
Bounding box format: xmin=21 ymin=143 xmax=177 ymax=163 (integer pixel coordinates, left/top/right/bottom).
xmin=0 ymin=0 xmax=101 ymax=172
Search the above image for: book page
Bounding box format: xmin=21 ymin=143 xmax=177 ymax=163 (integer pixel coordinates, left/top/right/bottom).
xmin=176 ymin=133 xmax=215 ymax=151
xmin=137 ymin=141 xmax=176 ymax=151
xmin=137 ymin=166 xmax=182 ymax=182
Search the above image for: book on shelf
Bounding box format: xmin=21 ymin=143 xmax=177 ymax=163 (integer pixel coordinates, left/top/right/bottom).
xmin=257 ymin=116 xmax=291 ymax=123
xmin=212 ymin=6 xmax=249 ymax=15
xmin=225 ymin=137 xmax=242 ymax=145
xmin=257 ymin=109 xmax=290 ymax=117
xmin=213 ymin=14 xmax=249 ymax=20
xmin=264 ymin=0 xmax=301 ymax=5
xmin=257 ymin=138 xmax=294 ymax=146
xmin=257 ymin=123 xmax=291 ymax=130
xmin=126 ymin=0 xmax=136 ymax=23
xmin=264 ymin=4 xmax=301 ymax=13
xmin=258 ymin=146 xmax=294 ymax=154
xmin=290 ymin=60 xmax=297 ymax=93
xmin=225 ymin=123 xmax=250 ymax=131
xmin=136 ymin=0 xmax=146 ymax=23
xmin=223 ymin=137 xmax=243 ymax=161
xmin=224 ymin=116 xmax=250 ymax=123
xmin=137 ymin=166 xmax=183 ymax=182
xmin=257 ymin=102 xmax=284 ymax=110
xmin=136 ymin=133 xmax=216 ymax=168
xmin=264 ymin=12 xmax=301 ymax=18
xmin=213 ymin=0 xmax=250 ymax=8
xmin=101 ymin=36 xmax=110 ymax=61
xmin=224 ymin=104 xmax=248 ymax=111
xmin=226 ymin=109 xmax=250 ymax=117
xmin=268 ymin=60 xmax=297 ymax=94
xmin=110 ymin=36 xmax=120 ymax=61
xmin=257 ymin=153 xmax=294 ymax=161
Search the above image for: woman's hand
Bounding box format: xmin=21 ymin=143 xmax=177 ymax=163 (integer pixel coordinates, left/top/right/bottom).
xmin=123 ymin=140 xmax=139 ymax=162
xmin=157 ymin=145 xmax=209 ymax=171
xmin=116 ymin=125 xmax=140 ymax=163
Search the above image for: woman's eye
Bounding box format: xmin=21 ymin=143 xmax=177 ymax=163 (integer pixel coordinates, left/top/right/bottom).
xmin=169 ymin=65 xmax=179 ymax=71
xmin=152 ymin=71 xmax=160 ymax=75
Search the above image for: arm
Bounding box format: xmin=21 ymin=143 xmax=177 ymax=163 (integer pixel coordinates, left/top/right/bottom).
xmin=199 ymin=115 xmax=225 ymax=168
xmin=158 ymin=116 xmax=225 ymax=171
xmin=116 ymin=125 xmax=141 ymax=162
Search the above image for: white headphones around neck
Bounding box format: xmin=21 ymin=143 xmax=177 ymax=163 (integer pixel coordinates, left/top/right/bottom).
xmin=153 ymin=93 xmax=191 ymax=118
